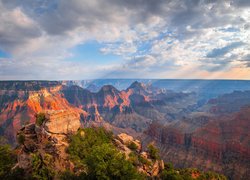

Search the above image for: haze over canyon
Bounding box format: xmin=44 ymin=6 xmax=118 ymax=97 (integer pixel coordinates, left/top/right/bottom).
xmin=0 ymin=80 xmax=249 ymax=179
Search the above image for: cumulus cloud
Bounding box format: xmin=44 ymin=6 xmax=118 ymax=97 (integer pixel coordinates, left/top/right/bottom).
xmin=0 ymin=0 xmax=249 ymax=79
xmin=0 ymin=2 xmax=42 ymax=54
xmin=206 ymin=42 xmax=244 ymax=58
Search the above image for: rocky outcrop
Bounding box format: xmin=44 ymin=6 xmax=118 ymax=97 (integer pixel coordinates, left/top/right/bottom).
xmin=16 ymin=110 xmax=81 ymax=174
xmin=115 ymin=133 xmax=164 ymax=177
xmin=16 ymin=110 xmax=165 ymax=178
xmin=127 ymin=81 xmax=150 ymax=96
xmin=44 ymin=110 xmax=81 ymax=135
xmin=117 ymin=133 xmax=134 ymax=145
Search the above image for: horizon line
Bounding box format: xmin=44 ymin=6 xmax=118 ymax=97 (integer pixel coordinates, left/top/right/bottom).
xmin=0 ymin=78 xmax=250 ymax=81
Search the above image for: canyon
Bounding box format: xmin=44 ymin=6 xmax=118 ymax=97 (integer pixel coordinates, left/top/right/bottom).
xmin=145 ymin=106 xmax=250 ymax=179
xmin=0 ymin=80 xmax=249 ymax=179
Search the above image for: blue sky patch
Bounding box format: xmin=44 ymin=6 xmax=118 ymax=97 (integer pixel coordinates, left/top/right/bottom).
xmin=0 ymin=50 xmax=11 ymax=58
xmin=219 ymin=27 xmax=239 ymax=32
xmin=68 ymin=41 xmax=122 ymax=65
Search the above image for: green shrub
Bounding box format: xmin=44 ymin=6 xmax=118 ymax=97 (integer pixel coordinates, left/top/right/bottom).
xmin=147 ymin=144 xmax=160 ymax=160
xmin=68 ymin=127 xmax=144 ymax=179
xmin=179 ymin=168 xmax=200 ymax=179
xmin=165 ymin=162 xmax=174 ymax=170
xmin=59 ymin=170 xmax=87 ymax=180
xmin=86 ymin=143 xmax=142 ymax=179
xmin=31 ymin=153 xmax=54 ymax=180
xmin=128 ymin=152 xmax=140 ymax=166
xmin=128 ymin=141 xmax=138 ymax=151
xmin=138 ymin=155 xmax=152 ymax=166
xmin=160 ymin=169 xmax=183 ymax=180
xmin=160 ymin=166 xmax=227 ymax=180
xmin=198 ymin=171 xmax=227 ymax=180
xmin=0 ymin=137 xmax=8 ymax=145
xmin=0 ymin=145 xmax=16 ymax=178
xmin=68 ymin=127 xmax=113 ymax=160
xmin=6 ymin=167 xmax=28 ymax=180
xmin=17 ymin=133 xmax=25 ymax=145
xmin=35 ymin=113 xmax=47 ymax=126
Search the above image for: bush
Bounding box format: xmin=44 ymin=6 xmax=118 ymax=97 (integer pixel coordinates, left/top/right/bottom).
xmin=198 ymin=171 xmax=227 ymax=180
xmin=68 ymin=127 xmax=113 ymax=161
xmin=68 ymin=127 xmax=144 ymax=179
xmin=86 ymin=143 xmax=142 ymax=179
xmin=128 ymin=152 xmax=140 ymax=166
xmin=0 ymin=137 xmax=8 ymax=146
xmin=160 ymin=169 xmax=183 ymax=180
xmin=160 ymin=166 xmax=227 ymax=180
xmin=138 ymin=155 xmax=152 ymax=166
xmin=31 ymin=153 xmax=54 ymax=180
xmin=179 ymin=168 xmax=200 ymax=179
xmin=35 ymin=113 xmax=47 ymax=126
xmin=128 ymin=141 xmax=138 ymax=151
xmin=0 ymin=145 xmax=16 ymax=178
xmin=6 ymin=167 xmax=28 ymax=180
xmin=59 ymin=171 xmax=87 ymax=180
xmin=165 ymin=162 xmax=174 ymax=170
xmin=17 ymin=133 xmax=25 ymax=145
xmin=147 ymin=144 xmax=160 ymax=160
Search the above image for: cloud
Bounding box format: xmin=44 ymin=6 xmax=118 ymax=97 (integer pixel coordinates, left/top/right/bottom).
xmin=206 ymin=42 xmax=244 ymax=58
xmin=238 ymin=54 xmax=250 ymax=67
xmin=0 ymin=0 xmax=249 ymax=79
xmin=232 ymin=0 xmax=250 ymax=7
xmin=0 ymin=2 xmax=42 ymax=54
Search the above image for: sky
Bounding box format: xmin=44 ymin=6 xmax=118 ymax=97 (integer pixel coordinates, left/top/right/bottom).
xmin=0 ymin=0 xmax=249 ymax=80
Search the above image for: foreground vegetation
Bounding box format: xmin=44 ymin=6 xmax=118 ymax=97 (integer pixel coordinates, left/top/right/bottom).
xmin=0 ymin=138 xmax=27 ymax=179
xmin=160 ymin=163 xmax=227 ymax=180
xmin=65 ymin=127 xmax=144 ymax=179
xmin=0 ymin=127 xmax=227 ymax=180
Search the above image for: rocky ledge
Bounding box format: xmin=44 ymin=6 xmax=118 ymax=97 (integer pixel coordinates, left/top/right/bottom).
xmin=115 ymin=133 xmax=164 ymax=177
xmin=16 ymin=110 xmax=165 ymax=178
xmin=16 ymin=110 xmax=81 ymax=174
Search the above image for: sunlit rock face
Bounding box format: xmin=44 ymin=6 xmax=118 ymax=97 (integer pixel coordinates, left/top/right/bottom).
xmin=0 ymin=81 xmax=87 ymax=144
xmin=62 ymin=81 xmax=197 ymax=132
xmin=0 ymin=80 xmax=197 ymax=143
xmin=44 ymin=110 xmax=81 ymax=134
xmin=17 ymin=110 xmax=81 ymax=173
xmin=62 ymin=84 xmax=131 ymax=113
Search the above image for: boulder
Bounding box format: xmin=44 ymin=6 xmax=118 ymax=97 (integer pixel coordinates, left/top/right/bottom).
xmin=117 ymin=133 xmax=134 ymax=145
xmin=44 ymin=110 xmax=81 ymax=134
